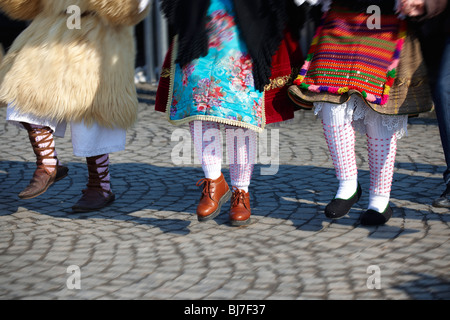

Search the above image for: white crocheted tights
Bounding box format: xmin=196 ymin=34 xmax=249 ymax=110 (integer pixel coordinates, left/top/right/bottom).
xmin=320 ymin=103 xmax=398 ymax=212
xmin=189 ymin=121 xmax=257 ymax=192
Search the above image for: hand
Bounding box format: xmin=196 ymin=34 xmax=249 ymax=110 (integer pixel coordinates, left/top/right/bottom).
xmin=398 ymin=0 xmax=425 ymax=17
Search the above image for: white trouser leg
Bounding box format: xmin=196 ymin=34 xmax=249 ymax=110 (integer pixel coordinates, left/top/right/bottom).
xmin=6 ymin=103 xmax=67 ymax=137
xmin=6 ymin=104 xmax=126 ymax=158
xmin=70 ymin=121 xmax=126 ymax=157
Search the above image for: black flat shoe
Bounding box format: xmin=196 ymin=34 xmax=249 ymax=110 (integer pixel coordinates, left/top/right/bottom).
xmin=324 ymin=184 xmax=362 ymax=219
xmin=432 ymin=184 xmax=450 ymax=208
xmin=360 ymin=205 xmax=393 ymax=226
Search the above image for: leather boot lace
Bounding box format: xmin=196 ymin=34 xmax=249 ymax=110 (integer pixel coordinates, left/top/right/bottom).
xmin=231 ymin=187 xmax=246 ymax=207
xmin=86 ymin=155 xmax=110 ymax=193
xmin=196 ymin=178 xmax=213 ymax=199
xmin=22 ymin=123 xmax=57 ymax=174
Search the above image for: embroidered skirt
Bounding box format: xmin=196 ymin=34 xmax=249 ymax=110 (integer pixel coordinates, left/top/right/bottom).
xmin=167 ymin=0 xmax=264 ymax=132
xmin=287 ymin=4 xmax=433 ymax=116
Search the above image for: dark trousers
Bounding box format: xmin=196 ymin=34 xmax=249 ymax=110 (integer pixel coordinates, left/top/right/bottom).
xmin=434 ymin=35 xmax=450 ymax=185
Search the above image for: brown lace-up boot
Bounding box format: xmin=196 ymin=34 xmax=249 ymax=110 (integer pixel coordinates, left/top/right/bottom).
xmin=18 ymin=123 xmax=69 ymax=199
xmin=229 ymin=187 xmax=251 ymax=226
xmin=72 ymin=154 xmax=115 ymax=213
xmin=196 ymin=173 xmax=231 ymax=221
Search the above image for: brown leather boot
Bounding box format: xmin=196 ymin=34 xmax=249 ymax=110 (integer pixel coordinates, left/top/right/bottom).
xmin=196 ymin=173 xmax=231 ymax=221
xmin=72 ymin=155 xmax=115 ymax=213
xmin=18 ymin=123 xmax=69 ymax=200
xmin=19 ymin=165 xmax=69 ymax=200
xmin=229 ymin=187 xmax=251 ymax=226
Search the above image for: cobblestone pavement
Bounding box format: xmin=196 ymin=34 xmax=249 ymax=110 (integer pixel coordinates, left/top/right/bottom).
xmin=0 ymin=84 xmax=449 ymax=300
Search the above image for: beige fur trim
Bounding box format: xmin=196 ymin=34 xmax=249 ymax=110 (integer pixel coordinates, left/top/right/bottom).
xmin=88 ymin=0 xmax=150 ymax=26
xmin=0 ymin=0 xmax=145 ymax=129
xmin=0 ymin=0 xmax=43 ymax=21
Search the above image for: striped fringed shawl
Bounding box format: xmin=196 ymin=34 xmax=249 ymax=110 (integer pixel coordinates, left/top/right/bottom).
xmin=294 ymin=5 xmax=406 ymax=105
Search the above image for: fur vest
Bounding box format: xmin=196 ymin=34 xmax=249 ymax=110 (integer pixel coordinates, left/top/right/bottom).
xmin=0 ymin=0 xmax=149 ymax=129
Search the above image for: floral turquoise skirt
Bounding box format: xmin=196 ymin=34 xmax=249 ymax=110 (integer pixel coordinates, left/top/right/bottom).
xmin=167 ymin=0 xmax=265 ymax=132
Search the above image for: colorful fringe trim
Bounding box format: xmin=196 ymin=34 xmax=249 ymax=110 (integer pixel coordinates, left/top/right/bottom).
xmin=294 ymin=7 xmax=407 ymax=106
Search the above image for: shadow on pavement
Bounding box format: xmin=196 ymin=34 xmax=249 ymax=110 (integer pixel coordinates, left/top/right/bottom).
xmin=392 ymin=272 xmax=450 ymax=299
xmin=0 ymin=161 xmax=447 ymax=237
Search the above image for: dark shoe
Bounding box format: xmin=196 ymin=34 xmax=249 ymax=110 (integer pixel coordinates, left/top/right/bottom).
xmin=196 ymin=173 xmax=231 ymax=221
xmin=55 ymin=165 xmax=69 ymax=182
xmin=324 ymin=184 xmax=362 ymax=219
xmin=72 ymin=188 xmax=115 ymax=213
xmin=432 ymin=184 xmax=450 ymax=208
xmin=229 ymin=187 xmax=251 ymax=226
xmin=360 ymin=204 xmax=393 ymax=226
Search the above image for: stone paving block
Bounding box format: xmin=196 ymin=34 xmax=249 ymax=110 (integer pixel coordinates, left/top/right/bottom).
xmin=0 ymin=84 xmax=449 ymax=300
